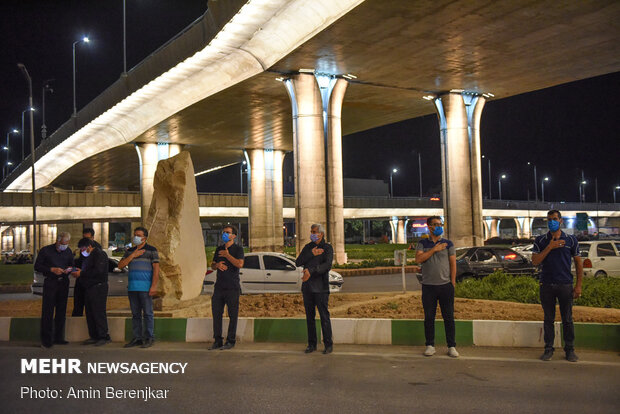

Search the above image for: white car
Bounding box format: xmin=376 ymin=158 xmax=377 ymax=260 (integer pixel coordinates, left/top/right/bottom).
xmin=578 ymin=241 xmax=620 ymax=278
xmin=203 ymin=252 xmax=344 ymax=294
xmin=513 ymin=244 xmax=535 ymax=260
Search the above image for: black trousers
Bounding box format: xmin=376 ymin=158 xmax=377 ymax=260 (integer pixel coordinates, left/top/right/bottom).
xmin=421 ymin=283 xmax=456 ymax=347
xmin=72 ymin=278 xmax=85 ymax=317
xmin=302 ymin=290 xmax=333 ymax=347
xmin=85 ymin=282 xmax=110 ymax=340
xmin=540 ymin=283 xmax=575 ymax=352
xmin=212 ymin=288 xmax=240 ymax=344
xmin=40 ymin=276 xmax=70 ymax=346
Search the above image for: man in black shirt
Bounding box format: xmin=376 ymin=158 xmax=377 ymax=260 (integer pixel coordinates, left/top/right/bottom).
xmin=72 ymin=238 xmax=110 ymax=346
xmin=72 ymin=227 xmax=102 ymax=317
xmin=34 ymin=232 xmax=75 ymax=348
xmin=295 ymin=223 xmax=334 ymax=354
xmin=209 ymin=225 xmax=244 ymax=350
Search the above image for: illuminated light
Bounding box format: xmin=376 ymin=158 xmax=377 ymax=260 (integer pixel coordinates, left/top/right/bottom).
xmin=194 ymin=162 xmax=237 ymax=177
xmin=450 ymin=89 xmax=464 ymax=93
xmin=6 ymin=0 xmax=365 ymax=191
xmin=543 ymin=177 xmax=550 ymax=182
xmin=275 ymin=77 xmax=284 ymax=82
xmin=422 ymin=95 xmax=434 ymax=100
xmin=342 ymin=73 xmax=357 ymax=80
xmin=7 ymin=161 xmax=13 ymax=165
xmin=2 ymin=146 xmax=7 ymax=151
xmin=299 ymin=68 xmax=315 ymax=73
xmin=12 ymin=129 xmax=18 ymax=133
xmin=504 ymin=253 xmax=517 ymax=260
xmin=430 ymin=197 xmax=440 ymax=201
xmin=411 ymin=223 xmax=427 ymax=228
xmin=487 ymin=92 xmax=495 ymax=97
xmin=82 ymin=36 xmax=90 ymax=43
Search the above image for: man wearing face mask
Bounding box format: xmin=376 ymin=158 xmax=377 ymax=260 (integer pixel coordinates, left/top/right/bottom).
xmin=415 ymin=216 xmax=458 ymax=358
xmin=72 ymin=227 xmax=102 ymax=317
xmin=295 ymin=224 xmax=334 ymax=354
xmin=118 ymin=227 xmax=159 ymax=348
xmin=34 ymin=232 xmax=75 ymax=348
xmin=532 ymin=210 xmax=582 ymax=362
xmin=209 ymin=225 xmax=244 ymax=350
xmin=72 ymin=238 xmax=110 ymax=346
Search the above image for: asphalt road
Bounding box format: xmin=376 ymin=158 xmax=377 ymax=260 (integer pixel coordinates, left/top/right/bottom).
xmin=1 ymin=342 xmax=618 ymax=414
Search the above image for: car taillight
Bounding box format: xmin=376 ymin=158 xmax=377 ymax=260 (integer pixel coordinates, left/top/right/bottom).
xmin=583 ymin=259 xmax=592 ymax=268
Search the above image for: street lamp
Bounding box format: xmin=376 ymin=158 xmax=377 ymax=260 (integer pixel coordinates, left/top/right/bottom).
xmin=579 ymin=180 xmax=587 ymax=203
xmin=21 ymin=107 xmax=35 ymax=160
xmin=3 ymin=129 xmax=18 ymax=179
xmin=239 ymin=160 xmax=246 ymax=194
xmin=527 ymin=162 xmax=537 ymax=202
xmin=41 ymin=80 xmax=54 ymax=139
xmin=73 ymin=36 xmax=90 ymax=117
xmin=389 ymin=168 xmax=398 ymax=198
xmin=541 ymin=177 xmax=550 ymax=202
xmin=482 ymin=155 xmax=491 ymax=198
xmin=498 ymin=174 xmax=507 ymax=200
xmin=613 ymin=186 xmax=620 ymax=204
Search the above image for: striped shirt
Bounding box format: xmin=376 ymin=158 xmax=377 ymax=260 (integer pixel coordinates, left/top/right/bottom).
xmin=123 ymin=244 xmax=159 ymax=292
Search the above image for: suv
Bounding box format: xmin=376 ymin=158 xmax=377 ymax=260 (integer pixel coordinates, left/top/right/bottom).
xmin=578 ymin=241 xmax=620 ymax=277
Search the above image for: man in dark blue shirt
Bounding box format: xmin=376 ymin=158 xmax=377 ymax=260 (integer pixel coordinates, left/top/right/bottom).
xmin=295 ymin=223 xmax=334 ymax=355
xmin=532 ymin=210 xmax=583 ymax=362
xmin=34 ymin=232 xmax=75 ymax=348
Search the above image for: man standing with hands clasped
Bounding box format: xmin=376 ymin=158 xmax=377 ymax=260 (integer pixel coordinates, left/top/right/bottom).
xmin=415 ymin=216 xmax=458 ymax=358
xmin=295 ymin=224 xmax=334 ymax=354
xmin=532 ymin=210 xmax=583 ymax=362
xmin=209 ymin=225 xmax=244 ymax=350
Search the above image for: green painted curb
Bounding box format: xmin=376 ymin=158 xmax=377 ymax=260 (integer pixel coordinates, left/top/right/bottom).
xmin=392 ymin=320 xmax=473 ymax=346
xmin=10 ymin=317 xmax=40 ymax=342
xmin=254 ymin=318 xmax=320 ymax=343
xmin=124 ymin=318 xmax=187 ymax=342
xmin=571 ymin=323 xmax=620 ymax=351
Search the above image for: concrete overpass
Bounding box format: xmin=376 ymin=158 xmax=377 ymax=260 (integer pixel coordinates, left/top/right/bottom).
xmin=2 ymin=0 xmax=619 ymax=261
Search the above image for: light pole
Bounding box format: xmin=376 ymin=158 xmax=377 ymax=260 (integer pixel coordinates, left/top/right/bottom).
xmin=73 ymin=36 xmax=90 ymax=117
xmin=123 ymin=0 xmax=127 ymax=75
xmin=498 ymin=174 xmax=506 ymax=200
xmin=389 ymin=168 xmax=398 ymax=198
xmin=579 ymin=180 xmax=587 ymax=203
xmin=3 ymin=129 xmax=18 ymax=179
xmin=239 ymin=160 xmax=246 ymax=194
xmin=482 ymin=155 xmax=491 ymax=198
xmin=21 ymin=107 xmax=35 ymax=161
xmin=527 ymin=162 xmax=537 ymax=202
xmin=614 ymin=186 xmax=620 ymax=204
xmin=17 ymin=63 xmax=38 ymax=259
xmin=41 ymin=80 xmax=54 ymax=139
xmin=541 ymin=177 xmax=550 ymax=202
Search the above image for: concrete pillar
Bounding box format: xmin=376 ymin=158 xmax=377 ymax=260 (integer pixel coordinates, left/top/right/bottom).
xmin=92 ymin=222 xmax=109 ymax=249
xmin=14 ymin=226 xmax=26 ymax=251
xmin=245 ymin=149 xmax=284 ymax=252
xmin=397 ymin=219 xmax=406 ymax=244
xmin=514 ymin=218 xmax=523 ymax=239
xmin=284 ymin=74 xmax=327 ymax=255
xmin=522 ymin=217 xmax=532 ymax=239
xmin=490 ymin=219 xmax=499 ymax=238
xmin=389 ymin=218 xmax=397 ymax=244
xmin=433 ymin=92 xmax=486 ymax=247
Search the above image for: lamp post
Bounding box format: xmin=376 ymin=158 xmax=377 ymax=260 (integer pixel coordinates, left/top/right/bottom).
xmin=41 ymin=80 xmax=54 ymax=139
xmin=239 ymin=160 xmax=246 ymax=194
xmin=73 ymin=36 xmax=90 ymax=117
xmin=527 ymin=162 xmax=537 ymax=202
xmin=17 ymin=63 xmax=38 ymax=259
xmin=21 ymin=107 xmax=35 ymax=161
xmin=614 ymin=186 xmax=620 ymax=204
xmin=123 ymin=0 xmax=127 ymax=75
xmin=541 ymin=177 xmax=550 ymax=202
xmin=498 ymin=174 xmax=506 ymax=200
xmin=389 ymin=168 xmax=398 ymax=198
xmin=3 ymin=129 xmax=18 ymax=179
xmin=579 ymin=180 xmax=587 ymax=203
xmin=482 ymin=155 xmax=491 ymax=198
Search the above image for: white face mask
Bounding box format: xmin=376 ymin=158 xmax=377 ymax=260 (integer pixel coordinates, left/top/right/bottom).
xmin=81 ymin=250 xmax=90 ymax=257
xmin=133 ymin=236 xmax=144 ymax=246
xmin=58 ymin=243 xmax=69 ymax=251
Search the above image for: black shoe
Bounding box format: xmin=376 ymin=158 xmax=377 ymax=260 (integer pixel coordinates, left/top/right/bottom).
xmin=565 ymin=350 xmax=579 ymax=362
xmin=220 ymin=342 xmax=235 ymax=350
xmin=322 ymin=345 xmax=333 ymax=355
xmin=95 ymin=338 xmax=111 ymax=347
xmin=141 ymin=338 xmax=154 ymax=348
xmin=208 ymin=342 xmax=223 ymax=350
xmin=41 ymin=343 xmax=53 ymax=349
xmin=540 ymin=349 xmax=553 ymax=361
xmin=123 ymin=338 xmax=143 ymax=348
xmin=54 ymin=339 xmax=69 ymax=345
xmin=82 ymin=338 xmax=98 ymax=345
xmin=304 ymin=345 xmax=316 ymax=354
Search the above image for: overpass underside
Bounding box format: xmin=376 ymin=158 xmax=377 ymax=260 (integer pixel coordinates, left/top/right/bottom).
xmin=2 ymin=0 xmax=619 ymax=261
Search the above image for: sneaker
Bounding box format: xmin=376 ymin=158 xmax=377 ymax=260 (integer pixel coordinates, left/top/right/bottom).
xmin=423 ymin=346 xmax=436 ymax=356
xmin=82 ymin=338 xmax=98 ymax=345
xmin=208 ymin=342 xmax=223 ymax=350
xmin=447 ymin=347 xmax=460 ymax=358
xmin=141 ymin=338 xmax=154 ymax=348
xmin=123 ymin=338 xmax=143 ymax=348
xmin=95 ymin=338 xmax=111 ymax=347
xmin=565 ymin=350 xmax=579 ymax=362
xmin=540 ymin=349 xmax=554 ymax=361
xmin=220 ymin=342 xmax=235 ymax=350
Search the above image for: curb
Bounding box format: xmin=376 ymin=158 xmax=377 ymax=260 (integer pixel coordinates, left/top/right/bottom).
xmin=0 ymin=285 xmax=31 ymax=293
xmin=1 ymin=317 xmax=618 ymax=351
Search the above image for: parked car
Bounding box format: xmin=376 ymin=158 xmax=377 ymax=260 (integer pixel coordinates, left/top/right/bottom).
xmin=513 ymin=244 xmax=535 ymax=260
xmin=415 ymin=246 xmax=536 ymax=283
xmin=577 ymin=241 xmax=620 ymax=278
xmin=203 ymin=252 xmax=344 ymax=294
xmin=31 ymin=258 xmax=129 ymax=296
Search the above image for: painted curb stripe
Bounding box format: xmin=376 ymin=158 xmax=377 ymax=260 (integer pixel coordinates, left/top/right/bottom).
xmin=391 ymin=320 xmax=474 ymax=346
xmin=254 ymin=318 xmax=319 ymax=343
xmin=571 ymin=323 xmax=620 ymax=351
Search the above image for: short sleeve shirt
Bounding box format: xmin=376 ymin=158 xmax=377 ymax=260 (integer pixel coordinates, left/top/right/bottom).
xmin=123 ymin=244 xmax=159 ymax=291
xmin=416 ymin=238 xmax=456 ymax=285
xmin=212 ymin=243 xmax=245 ymax=290
xmin=533 ymin=231 xmax=579 ymax=284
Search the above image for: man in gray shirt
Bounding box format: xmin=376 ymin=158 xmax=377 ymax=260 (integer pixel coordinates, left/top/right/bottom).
xmin=415 ymin=216 xmax=458 ymax=358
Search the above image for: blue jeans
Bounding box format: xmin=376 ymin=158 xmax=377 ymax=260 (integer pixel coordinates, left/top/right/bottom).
xmin=128 ymin=291 xmax=154 ymax=340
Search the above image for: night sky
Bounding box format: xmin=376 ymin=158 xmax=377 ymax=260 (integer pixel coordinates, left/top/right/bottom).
xmin=2 ymin=1 xmax=619 ymax=202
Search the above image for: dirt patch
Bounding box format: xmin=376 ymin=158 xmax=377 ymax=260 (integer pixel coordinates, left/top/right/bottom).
xmin=2 ymin=293 xmax=619 ymax=323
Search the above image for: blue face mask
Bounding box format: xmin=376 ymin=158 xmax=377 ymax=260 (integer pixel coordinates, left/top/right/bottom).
xmin=310 ymin=233 xmax=320 ymax=243
xmin=433 ymin=226 xmax=444 ymax=236
xmin=222 ymin=232 xmax=231 ymax=243
xmin=548 ymin=220 xmax=560 ymax=232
